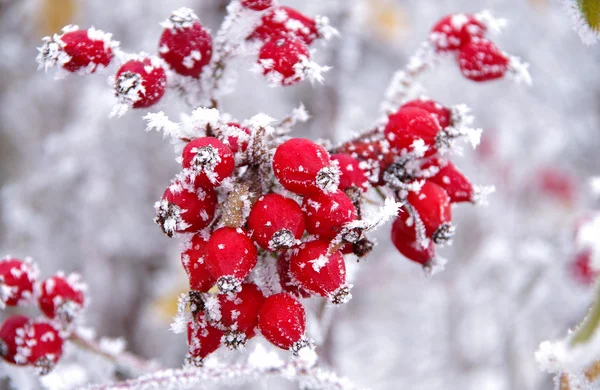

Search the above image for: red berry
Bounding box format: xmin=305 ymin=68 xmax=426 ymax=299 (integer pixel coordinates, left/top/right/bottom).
xmin=38 ymin=273 xmax=86 ymax=322
xmin=249 ymin=6 xmax=318 ymax=45
xmin=424 ymin=159 xmax=475 ymax=204
xmin=277 ymin=253 xmax=311 ymax=298
xmin=224 ymin=123 xmax=251 ymax=154
xmin=181 ymin=234 xmax=215 ymax=293
xmin=384 ymin=107 xmax=441 ymax=157
xmin=0 ymin=257 xmax=37 ymax=307
xmin=331 ymin=154 xmax=369 ymax=192
xmin=337 ymin=141 xmax=395 ymax=185
xmin=407 ymin=181 xmax=453 ymax=244
xmin=273 ymin=138 xmax=338 ymax=195
xmin=182 ymin=137 xmax=235 ymax=188
xmin=212 ymin=283 xmax=265 ymax=349
xmin=258 ymin=293 xmax=306 ymax=350
xmin=24 ymin=322 xmax=63 ymax=374
xmin=154 ymin=181 xmax=217 ymax=237
xmin=289 ymin=240 xmax=350 ymax=304
xmin=430 ymin=14 xmax=486 ymax=51
xmin=115 ymin=58 xmax=166 ymax=108
xmin=303 ymin=190 xmax=357 ymax=240
xmin=205 ymin=227 xmax=258 ymax=293
xmin=535 ymin=167 xmax=576 ymax=205
xmin=402 ymin=99 xmax=452 ymax=129
xmin=248 ymin=193 xmax=305 ymax=251
xmin=458 ymin=38 xmax=509 ymax=82
xmin=0 ymin=315 xmax=30 ymax=365
xmin=571 ymin=250 xmax=597 ymax=286
xmin=391 ymin=209 xmax=435 ymax=265
xmin=241 ymin=0 xmax=273 ymax=11
xmin=258 ymin=36 xmax=310 ymax=86
xmin=187 ymin=315 xmax=223 ymax=365
xmin=37 ymin=27 xmax=114 ymax=73
xmin=159 ymin=9 xmax=212 ymax=78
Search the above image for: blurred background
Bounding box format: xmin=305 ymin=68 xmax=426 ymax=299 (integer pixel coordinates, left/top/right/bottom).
xmin=1 ymin=0 xmax=599 ymax=389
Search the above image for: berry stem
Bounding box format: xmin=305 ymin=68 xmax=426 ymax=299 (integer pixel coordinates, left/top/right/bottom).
xmin=570 ymin=281 xmax=600 ymax=346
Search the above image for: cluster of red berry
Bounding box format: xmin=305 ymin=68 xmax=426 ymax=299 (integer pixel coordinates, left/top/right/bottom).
xmin=0 ymin=257 xmax=86 ymax=374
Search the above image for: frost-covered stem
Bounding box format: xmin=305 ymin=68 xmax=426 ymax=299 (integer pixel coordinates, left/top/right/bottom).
xmin=70 ymin=333 xmax=159 ymax=378
xmin=82 ymin=361 xmax=365 ymax=390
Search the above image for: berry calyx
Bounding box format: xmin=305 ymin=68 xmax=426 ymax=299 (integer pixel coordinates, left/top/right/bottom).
xmin=258 ymin=36 xmax=310 ymax=86
xmin=38 ymin=273 xmax=86 ymax=323
xmin=0 ymin=257 xmax=37 ymax=307
xmin=391 ymin=209 xmax=435 ymax=265
xmin=0 ymin=315 xmax=30 ymax=365
xmin=289 ymin=240 xmax=350 ymax=304
xmin=407 ymin=181 xmax=453 ymax=244
xmin=430 ymin=14 xmax=486 ymax=52
xmin=385 ymin=107 xmax=442 ymax=157
xmin=159 ymin=8 xmax=213 ymax=78
xmin=277 ymin=253 xmax=311 ymax=298
xmin=154 ymin=182 xmax=217 ymax=237
xmin=205 ymin=228 xmax=258 ymax=293
xmin=258 ymin=293 xmax=306 ymax=350
xmin=182 ymin=137 xmax=235 ymax=188
xmin=303 ymin=190 xmax=358 ymax=240
xmin=247 ymin=193 xmax=305 ymax=251
xmin=402 ymin=98 xmax=452 ymax=129
xmin=273 ymin=138 xmax=339 ymax=195
xmin=115 ymin=57 xmax=167 ymax=108
xmin=187 ymin=315 xmax=223 ymax=366
xmin=24 ymin=322 xmax=64 ymax=375
xmin=331 ymin=153 xmax=369 ymax=192
xmin=249 ymin=6 xmax=318 ymax=45
xmin=458 ymin=38 xmax=509 ymax=82
xmin=241 ymin=0 xmax=273 ymax=11
xmin=181 ymin=234 xmax=215 ymax=293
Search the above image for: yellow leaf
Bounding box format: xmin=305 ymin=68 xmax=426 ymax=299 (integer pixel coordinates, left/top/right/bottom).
xmin=579 ymin=0 xmax=600 ymax=32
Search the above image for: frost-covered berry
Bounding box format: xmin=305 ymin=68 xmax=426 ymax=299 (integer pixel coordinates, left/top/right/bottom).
xmin=331 ymin=154 xmax=369 ymax=192
xmin=277 ymin=253 xmax=311 ymax=298
xmin=241 ymin=0 xmax=273 ymax=11
xmin=249 ymin=6 xmax=318 ymax=45
xmin=407 ymin=182 xmax=453 ymax=244
xmin=458 ymin=38 xmax=509 ymax=82
xmin=248 ymin=193 xmax=305 ymax=251
xmin=38 ymin=273 xmax=86 ymax=323
xmin=273 ymin=138 xmax=339 ymax=195
xmin=205 ymin=228 xmax=258 ymax=293
xmin=289 ymin=240 xmax=350 ymax=305
xmin=0 ymin=315 xmax=30 ymax=365
xmin=571 ymin=250 xmax=597 ymax=286
xmin=23 ymin=322 xmax=64 ymax=375
xmin=391 ymin=209 xmax=435 ymax=265
xmin=182 ymin=137 xmax=235 ymax=188
xmin=154 ymin=181 xmax=217 ymax=237
xmin=159 ymin=8 xmax=212 ymax=78
xmin=402 ymin=98 xmax=452 ymax=129
xmin=303 ymin=190 xmax=357 ymax=240
xmin=187 ymin=315 xmax=223 ymax=366
xmin=37 ymin=26 xmax=115 ymax=73
xmin=224 ymin=123 xmax=251 ymax=154
xmin=182 ymin=234 xmax=215 ymax=293
xmin=424 ymin=159 xmax=475 ymax=203
xmin=258 ymin=36 xmax=310 ymax=86
xmin=384 ymin=107 xmax=442 ymax=157
xmin=0 ymin=257 xmax=37 ymax=308
xmin=430 ymin=14 xmax=486 ymax=51
xmin=258 ymin=293 xmax=306 ymax=350
xmin=212 ymin=283 xmax=265 ymax=349
xmin=115 ymin=58 xmax=167 ymax=108
xmin=338 ymin=141 xmax=395 ymax=185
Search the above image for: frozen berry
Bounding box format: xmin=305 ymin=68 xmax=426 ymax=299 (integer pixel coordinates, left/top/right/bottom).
xmin=205 ymin=228 xmax=258 ymax=293
xmin=385 ymin=107 xmax=441 ymax=157
xmin=0 ymin=257 xmax=37 ymax=307
xmin=187 ymin=315 xmax=223 ymax=365
xmin=337 ymin=140 xmax=395 ymax=185
xmin=430 ymin=14 xmax=486 ymax=51
xmin=248 ymin=193 xmax=305 ymax=251
xmin=182 ymin=137 xmax=235 ymax=188
xmin=0 ymin=315 xmax=30 ymax=365
xmin=277 ymin=253 xmax=311 ymax=298
xmin=391 ymin=209 xmax=435 ymax=265
xmin=407 ymin=181 xmax=453 ymax=244
xmin=303 ymin=190 xmax=357 ymax=240
xmin=37 ymin=26 xmax=114 ymax=73
xmin=571 ymin=250 xmax=597 ymax=286
xmin=424 ymin=159 xmax=475 ymax=203
xmin=154 ymin=181 xmax=217 ymax=237
xmin=289 ymin=240 xmax=350 ymax=304
xmin=273 ymin=138 xmax=339 ymax=195
xmin=331 ymin=154 xmax=369 ymax=192
xmin=402 ymin=98 xmax=452 ymax=129
xmin=24 ymin=322 xmax=63 ymax=375
xmin=115 ymin=57 xmax=166 ymax=108
xmin=224 ymin=123 xmax=251 ymax=154
xmin=182 ymin=234 xmax=215 ymax=293
xmin=458 ymin=38 xmax=509 ymax=82
xmin=258 ymin=293 xmax=306 ymax=350
xmin=159 ymin=8 xmax=212 ymax=78
xmin=242 ymin=0 xmax=273 ymax=11
xmin=38 ymin=273 xmax=86 ymax=323
xmin=258 ymin=36 xmax=310 ymax=86
xmin=249 ymin=6 xmax=318 ymax=45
